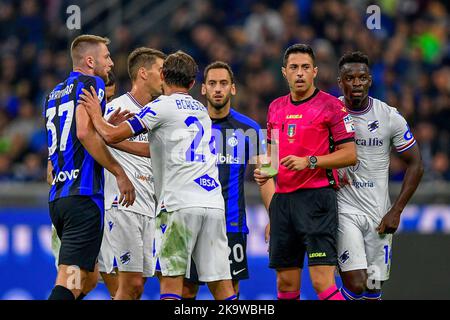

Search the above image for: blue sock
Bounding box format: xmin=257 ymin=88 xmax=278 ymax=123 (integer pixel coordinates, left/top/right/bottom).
xmin=340 ymin=286 xmax=363 ymax=300
xmin=362 ymin=291 xmax=382 ymax=300
xmin=225 ymin=294 xmax=238 ymax=300
xmin=160 ymin=293 xmax=182 ymax=300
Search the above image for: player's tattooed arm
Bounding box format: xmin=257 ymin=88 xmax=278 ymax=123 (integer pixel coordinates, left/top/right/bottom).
xmin=79 ymin=86 xmax=134 ymax=144
xmin=377 ymin=144 xmax=424 ymax=234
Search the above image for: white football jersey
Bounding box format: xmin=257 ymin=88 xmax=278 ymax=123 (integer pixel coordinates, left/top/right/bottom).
xmin=127 ymin=93 xmax=224 ymax=215
xmin=103 ymin=93 xmax=156 ymax=217
xmin=337 ymin=96 xmax=417 ymax=223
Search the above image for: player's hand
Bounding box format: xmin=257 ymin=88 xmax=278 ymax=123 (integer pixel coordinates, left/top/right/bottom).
xmin=107 ymin=107 xmax=135 ymax=126
xmin=115 ymin=173 xmax=136 ymax=207
xmin=79 ymin=86 xmax=102 ymax=117
xmin=280 ymin=155 xmax=308 ymax=171
xmin=254 ymin=168 xmax=270 ymax=186
xmin=376 ymin=208 xmax=401 ymax=234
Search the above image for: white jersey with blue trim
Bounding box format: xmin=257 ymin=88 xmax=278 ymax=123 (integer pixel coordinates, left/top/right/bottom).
xmin=337 ymin=96 xmax=417 ymax=223
xmin=126 ymin=93 xmax=224 ymax=215
xmin=103 ymin=93 xmax=156 ymax=217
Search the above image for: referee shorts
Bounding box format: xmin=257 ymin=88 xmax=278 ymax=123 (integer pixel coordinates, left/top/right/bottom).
xmin=269 ymin=187 xmax=338 ymax=269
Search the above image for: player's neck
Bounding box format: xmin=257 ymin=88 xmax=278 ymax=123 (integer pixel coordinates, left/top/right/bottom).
xmin=164 ymin=85 xmax=189 ymax=96
xmin=72 ymin=66 xmax=94 ymax=76
xmin=346 ymin=96 xmax=369 ymax=111
xmin=129 ymin=86 xmax=152 ymax=107
xmin=291 ymin=85 xmax=317 ymax=102
xmin=208 ymin=103 xmax=231 ymax=119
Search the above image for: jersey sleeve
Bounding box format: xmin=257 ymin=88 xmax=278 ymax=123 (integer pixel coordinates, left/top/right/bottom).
xmin=390 ymin=108 xmax=417 ymax=153
xmin=103 ymin=101 xmax=117 ymax=119
xmin=328 ymin=100 xmax=355 ymax=145
xmin=248 ymin=121 xmax=267 ymax=159
xmin=126 ymin=98 xmax=165 ymax=136
xmin=82 ymin=76 xmax=106 ymax=114
xmin=266 ymin=102 xmax=275 ymax=144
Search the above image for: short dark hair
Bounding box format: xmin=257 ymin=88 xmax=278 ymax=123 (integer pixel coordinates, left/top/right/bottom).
xmin=283 ymin=44 xmax=315 ymax=67
xmin=163 ymin=51 xmax=198 ymax=88
xmin=338 ymin=51 xmax=370 ymax=69
xmin=105 ymin=70 xmax=115 ymax=87
xmin=203 ymin=61 xmax=235 ymax=83
xmin=128 ymin=47 xmax=166 ymax=81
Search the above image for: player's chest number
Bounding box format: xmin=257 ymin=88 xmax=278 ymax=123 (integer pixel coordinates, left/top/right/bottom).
xmin=46 ymin=101 xmax=74 ymax=155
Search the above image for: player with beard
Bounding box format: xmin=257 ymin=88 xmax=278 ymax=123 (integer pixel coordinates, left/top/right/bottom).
xmin=44 ymin=35 xmax=135 ymax=300
xmin=182 ymin=61 xmax=275 ymax=299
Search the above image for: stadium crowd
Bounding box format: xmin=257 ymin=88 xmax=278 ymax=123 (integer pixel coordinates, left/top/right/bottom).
xmin=0 ymin=0 xmax=449 ymax=182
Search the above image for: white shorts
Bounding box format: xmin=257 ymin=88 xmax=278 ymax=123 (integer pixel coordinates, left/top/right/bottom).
xmin=98 ymin=208 xmax=117 ymax=274
xmin=337 ymin=211 xmax=393 ymax=281
xmin=108 ymin=207 xmax=155 ymax=277
xmin=155 ymin=207 xmax=231 ymax=282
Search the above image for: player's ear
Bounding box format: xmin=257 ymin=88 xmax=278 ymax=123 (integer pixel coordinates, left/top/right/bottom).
xmin=337 ymin=75 xmax=342 ymax=88
xmin=86 ymin=55 xmax=95 ymax=70
xmin=313 ymin=66 xmax=318 ymax=79
xmin=231 ymin=83 xmax=236 ymax=96
xmin=368 ymin=74 xmax=373 ymax=88
xmin=201 ymin=83 xmax=207 ymax=95
xmin=281 ymin=66 xmax=287 ymax=79
xmin=139 ymin=67 xmax=147 ymax=81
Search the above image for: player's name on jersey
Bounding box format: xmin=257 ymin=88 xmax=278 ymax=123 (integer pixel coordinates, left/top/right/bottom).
xmin=175 ymin=98 xmax=207 ymax=112
xmin=48 ymin=84 xmax=74 ymax=101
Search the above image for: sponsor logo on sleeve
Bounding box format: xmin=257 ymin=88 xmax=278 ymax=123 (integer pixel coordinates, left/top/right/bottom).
xmin=343 ymin=115 xmax=355 ymax=133
xmin=97 ymin=88 xmax=105 ymax=102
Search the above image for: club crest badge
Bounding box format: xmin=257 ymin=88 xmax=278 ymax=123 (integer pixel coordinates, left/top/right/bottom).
xmin=368 ymin=120 xmax=379 ymax=133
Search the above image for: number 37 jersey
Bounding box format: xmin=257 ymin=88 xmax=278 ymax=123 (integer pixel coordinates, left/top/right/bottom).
xmin=337 ymin=96 xmax=417 ymax=223
xmin=127 ymin=93 xmax=224 ymax=215
xmin=44 ymin=71 xmax=106 ymax=202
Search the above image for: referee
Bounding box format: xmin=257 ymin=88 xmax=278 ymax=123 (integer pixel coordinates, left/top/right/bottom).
xmin=254 ymin=44 xmax=357 ymax=300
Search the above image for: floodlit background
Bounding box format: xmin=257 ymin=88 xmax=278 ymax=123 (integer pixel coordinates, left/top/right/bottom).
xmin=0 ymin=0 xmax=449 ymax=299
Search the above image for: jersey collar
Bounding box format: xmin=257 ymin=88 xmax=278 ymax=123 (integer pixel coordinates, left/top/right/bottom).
xmin=347 ymin=97 xmax=373 ymax=115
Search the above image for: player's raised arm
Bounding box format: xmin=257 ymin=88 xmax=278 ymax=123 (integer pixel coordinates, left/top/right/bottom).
xmin=79 ymin=86 xmax=135 ymax=144
xmin=76 ymin=102 xmax=136 ymax=207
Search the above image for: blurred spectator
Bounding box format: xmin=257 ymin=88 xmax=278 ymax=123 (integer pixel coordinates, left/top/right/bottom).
xmin=0 ymin=0 xmax=448 ymax=182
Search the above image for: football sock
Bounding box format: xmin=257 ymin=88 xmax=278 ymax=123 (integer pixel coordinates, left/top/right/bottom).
xmin=362 ymin=291 xmax=382 ymax=300
xmin=277 ymin=290 xmax=300 ymax=300
xmin=340 ymin=286 xmax=363 ymax=300
xmin=160 ymin=293 xmax=182 ymax=300
xmin=225 ymin=294 xmax=238 ymax=300
xmin=318 ymin=284 xmax=345 ymax=300
xmin=48 ymin=285 xmax=75 ymax=300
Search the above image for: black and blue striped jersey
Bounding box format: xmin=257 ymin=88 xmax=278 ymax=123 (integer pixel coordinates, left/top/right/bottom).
xmin=44 ymin=71 xmax=106 ymax=202
xmin=211 ymin=108 xmax=266 ymax=233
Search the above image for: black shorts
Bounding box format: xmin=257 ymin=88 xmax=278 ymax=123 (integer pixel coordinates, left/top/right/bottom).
xmin=268 ymin=187 xmax=338 ymax=269
xmin=186 ymin=232 xmax=249 ymax=284
xmin=49 ymin=195 xmax=104 ymax=272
